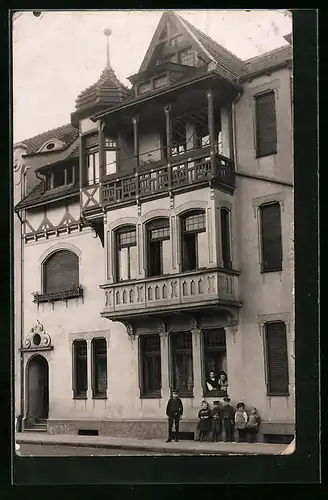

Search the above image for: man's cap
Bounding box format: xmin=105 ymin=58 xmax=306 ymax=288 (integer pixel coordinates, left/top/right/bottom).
xmin=223 ymin=397 xmax=231 ymax=402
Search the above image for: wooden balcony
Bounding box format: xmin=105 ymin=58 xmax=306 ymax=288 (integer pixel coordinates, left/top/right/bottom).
xmin=102 ymin=151 xmax=235 ymax=208
xmin=100 ymin=268 xmax=241 ymax=322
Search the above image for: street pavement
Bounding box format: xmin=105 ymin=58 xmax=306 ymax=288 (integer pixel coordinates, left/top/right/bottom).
xmin=17 ymin=443 xmax=160 ymax=456
xmin=15 ymin=432 xmax=287 ymax=456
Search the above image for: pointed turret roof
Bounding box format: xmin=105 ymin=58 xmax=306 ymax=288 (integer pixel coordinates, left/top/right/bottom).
xmin=74 ymin=28 xmax=132 ymax=116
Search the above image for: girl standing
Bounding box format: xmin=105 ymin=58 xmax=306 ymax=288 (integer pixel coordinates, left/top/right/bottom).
xmin=246 ymin=407 xmax=261 ymax=443
xmin=234 ymin=402 xmax=248 ymax=442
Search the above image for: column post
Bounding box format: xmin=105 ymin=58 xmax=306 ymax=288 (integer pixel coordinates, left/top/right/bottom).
xmin=98 ymin=120 xmax=105 ymax=205
xmin=79 ymin=132 xmax=84 ymax=190
xmin=159 ymin=330 xmax=170 ymax=402
xmin=207 ymin=88 xmax=216 ymax=175
xmin=132 ymin=116 xmax=140 ymax=199
xmin=86 ymin=339 xmax=92 ymax=400
xmin=164 ymin=104 xmax=172 ymax=191
xmin=191 ymin=328 xmax=204 ymax=402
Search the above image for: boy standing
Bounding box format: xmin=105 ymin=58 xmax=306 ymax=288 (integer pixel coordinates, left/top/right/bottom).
xmin=211 ymin=400 xmax=222 ymax=442
xmin=165 ymin=390 xmax=183 ymax=442
xmin=220 ymin=397 xmax=235 ymax=442
xmin=234 ymin=402 xmax=248 ymax=442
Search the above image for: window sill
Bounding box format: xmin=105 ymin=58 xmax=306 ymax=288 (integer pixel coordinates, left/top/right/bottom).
xmin=73 ymin=395 xmax=87 ymax=400
xmin=260 ymin=268 xmax=283 ymax=274
xmin=267 ymin=392 xmax=290 ymax=397
xmin=92 ymin=395 xmax=107 ymax=400
xmin=140 ymin=393 xmax=162 ymax=399
xmin=204 ymin=389 xmax=228 ymax=398
xmin=255 ymin=151 xmax=277 ymax=159
xmin=178 ymin=393 xmax=194 ymax=399
xmin=33 ymin=285 xmax=83 ymax=304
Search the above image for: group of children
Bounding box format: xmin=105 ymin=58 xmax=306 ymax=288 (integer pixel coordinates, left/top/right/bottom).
xmin=197 ymin=398 xmax=260 ymax=443
xmin=166 ymin=391 xmax=260 ymax=444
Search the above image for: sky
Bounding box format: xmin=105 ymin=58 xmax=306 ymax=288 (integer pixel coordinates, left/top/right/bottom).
xmin=12 ymin=10 xmax=292 ymax=144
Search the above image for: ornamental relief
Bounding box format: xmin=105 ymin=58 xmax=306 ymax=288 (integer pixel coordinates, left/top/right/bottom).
xmin=24 ymin=320 xmax=52 ymax=349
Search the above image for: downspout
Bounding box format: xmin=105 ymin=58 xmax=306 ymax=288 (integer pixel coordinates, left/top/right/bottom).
xmin=232 ymin=85 xmax=243 ymax=174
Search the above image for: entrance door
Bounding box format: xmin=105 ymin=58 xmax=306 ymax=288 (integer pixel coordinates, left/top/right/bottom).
xmin=27 ymin=355 xmax=49 ymax=421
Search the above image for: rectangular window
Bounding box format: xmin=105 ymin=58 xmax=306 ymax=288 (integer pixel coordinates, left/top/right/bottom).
xmin=181 ymin=212 xmax=206 ymax=272
xmin=220 ymin=209 xmax=232 ymax=269
xmin=66 ymin=165 xmax=73 ymax=184
xmin=140 ymin=335 xmax=162 ymax=397
xmin=73 ymin=340 xmax=87 ymax=398
xmin=255 ymin=91 xmax=277 ymax=157
xmin=147 ymin=219 xmax=170 ymax=278
xmin=179 ymin=47 xmax=196 ymax=66
xmin=105 ymin=138 xmax=117 ymax=176
xmin=154 ymin=74 xmax=169 ymax=89
xmin=171 ymin=120 xmax=186 ymax=156
xmin=265 ymin=322 xmax=289 ymax=395
xmin=53 ymin=168 xmax=65 ymax=188
xmin=203 ymin=329 xmax=227 ymax=396
xmin=92 ymin=338 xmax=107 ymax=398
xmin=115 ymin=227 xmax=137 ymax=282
xmin=171 ymin=332 xmax=194 ymax=397
xmin=139 ymin=81 xmax=152 ymax=94
xmin=86 ymin=149 xmax=100 ymax=185
xmin=260 ymin=202 xmax=283 ymax=272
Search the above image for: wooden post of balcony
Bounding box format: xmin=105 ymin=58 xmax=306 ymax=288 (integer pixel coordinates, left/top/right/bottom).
xmin=132 ymin=116 xmax=140 ymax=198
xmin=191 ymin=328 xmax=204 ymax=400
xmin=98 ymin=120 xmax=105 ymax=205
xmin=164 ymin=104 xmax=172 ymax=190
xmin=79 ymin=133 xmax=84 ymax=191
xmin=207 ymin=89 xmax=216 ymax=177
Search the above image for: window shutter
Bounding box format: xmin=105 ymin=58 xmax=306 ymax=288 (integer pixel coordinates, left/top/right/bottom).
xmin=44 ymin=250 xmax=79 ymax=293
xmin=265 ymin=322 xmax=289 ymax=395
xmin=260 ymin=202 xmax=283 ymax=272
xmin=255 ymin=91 xmax=277 ymax=157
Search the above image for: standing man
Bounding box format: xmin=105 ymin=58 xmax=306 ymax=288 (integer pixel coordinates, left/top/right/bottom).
xmin=220 ymin=397 xmax=235 ymax=442
xmin=165 ymin=390 xmax=183 ymax=442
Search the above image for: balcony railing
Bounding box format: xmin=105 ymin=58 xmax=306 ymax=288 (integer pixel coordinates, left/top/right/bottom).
xmin=102 ymin=151 xmax=235 ymax=207
xmin=32 ymin=285 xmax=84 ymax=304
xmin=100 ymin=269 xmax=241 ymax=320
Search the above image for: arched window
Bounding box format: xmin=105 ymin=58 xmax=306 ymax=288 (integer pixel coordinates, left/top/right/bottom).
xmin=114 ymin=225 xmax=137 ymax=282
xmin=181 ymin=210 xmax=206 ymax=272
xmin=220 ymin=208 xmax=232 ymax=269
xmin=43 ymin=250 xmax=79 ymax=293
xmin=146 ymin=218 xmax=170 ymax=277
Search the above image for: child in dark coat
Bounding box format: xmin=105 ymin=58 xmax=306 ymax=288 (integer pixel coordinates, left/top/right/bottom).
xmin=211 ymin=400 xmax=222 ymax=442
xmin=246 ymin=407 xmax=261 ymax=443
xmin=197 ymin=401 xmax=212 ymax=442
xmin=166 ymin=390 xmax=183 ymax=442
xmin=220 ymin=397 xmax=235 ymax=442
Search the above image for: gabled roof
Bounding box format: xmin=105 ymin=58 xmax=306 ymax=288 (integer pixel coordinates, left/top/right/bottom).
xmin=14 ymin=123 xmax=79 ymax=156
xmin=245 ymin=45 xmax=292 ymax=76
xmin=138 ymin=11 xmax=248 ymax=81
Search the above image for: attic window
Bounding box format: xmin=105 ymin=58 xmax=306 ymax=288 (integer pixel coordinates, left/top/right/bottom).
xmin=46 ymin=142 xmax=55 ymax=151
xmin=139 ymin=81 xmax=152 ymax=95
xmin=154 ymin=74 xmax=169 ymax=89
xmin=179 ymin=47 xmax=196 ymax=67
xmin=45 ymin=165 xmax=76 ymax=191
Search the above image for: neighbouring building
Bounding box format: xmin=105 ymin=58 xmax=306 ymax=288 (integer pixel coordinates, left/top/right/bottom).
xmin=14 ymin=11 xmax=294 ymax=443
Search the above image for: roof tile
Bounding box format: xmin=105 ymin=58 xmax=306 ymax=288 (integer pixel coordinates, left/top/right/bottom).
xmin=15 ymin=123 xmax=79 ymax=155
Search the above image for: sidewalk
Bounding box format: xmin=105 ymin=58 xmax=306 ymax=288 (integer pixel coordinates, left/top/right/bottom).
xmin=15 ymin=432 xmax=286 ymax=455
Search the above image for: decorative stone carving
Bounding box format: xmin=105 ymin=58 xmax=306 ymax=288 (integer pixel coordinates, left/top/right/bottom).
xmin=121 ymin=321 xmax=135 ymax=339
xmin=24 ymin=320 xmax=51 ymax=349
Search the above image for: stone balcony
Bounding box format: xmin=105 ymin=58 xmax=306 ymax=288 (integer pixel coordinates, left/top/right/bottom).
xmin=100 ymin=268 xmax=241 ymax=322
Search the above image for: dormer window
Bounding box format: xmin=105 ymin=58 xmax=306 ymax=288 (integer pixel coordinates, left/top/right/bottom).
xmin=154 ymin=74 xmax=169 ymax=89
xmin=37 ymin=138 xmax=66 ymax=154
xmin=45 ymin=164 xmax=76 ymax=191
xmin=46 ymin=142 xmax=55 ymax=151
xmin=139 ymin=81 xmax=152 ymax=95
xmin=179 ymin=47 xmax=196 ymax=67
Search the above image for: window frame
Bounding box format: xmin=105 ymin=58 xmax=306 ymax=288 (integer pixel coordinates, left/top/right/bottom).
xmin=220 ymin=208 xmax=232 ymax=270
xmin=146 ymin=218 xmax=170 ymax=278
xmin=139 ymin=334 xmax=162 ymax=398
xmin=72 ymin=339 xmax=88 ymax=399
xmin=170 ymin=331 xmax=194 ymax=398
xmin=91 ymin=337 xmax=108 ymax=399
xmin=254 ymin=90 xmax=277 ymax=158
xmin=259 ymin=201 xmax=283 ymax=273
xmin=104 ymin=137 xmax=118 ymax=177
xmin=264 ymin=321 xmax=290 ymax=396
xmin=86 ymin=146 xmax=100 ymax=186
xmin=45 ymin=164 xmax=76 ymax=191
xmin=114 ymin=225 xmax=137 ymax=283
xmin=180 ymin=210 xmax=206 ymax=272
xmin=203 ymin=328 xmax=228 ymax=397
xmin=42 ymin=249 xmax=80 ymax=295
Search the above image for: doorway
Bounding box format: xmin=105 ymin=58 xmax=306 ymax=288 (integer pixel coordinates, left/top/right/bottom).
xmin=26 ymin=355 xmax=49 ymax=422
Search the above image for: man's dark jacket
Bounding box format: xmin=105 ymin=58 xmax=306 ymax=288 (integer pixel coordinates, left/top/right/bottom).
xmin=166 ymin=397 xmax=183 ymax=419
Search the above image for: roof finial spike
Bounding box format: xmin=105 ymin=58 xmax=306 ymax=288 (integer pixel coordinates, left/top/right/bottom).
xmin=104 ymin=28 xmax=112 ymax=69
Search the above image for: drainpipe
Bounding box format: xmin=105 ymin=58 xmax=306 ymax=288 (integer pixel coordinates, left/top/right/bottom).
xmin=232 ymin=87 xmax=243 ymax=173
